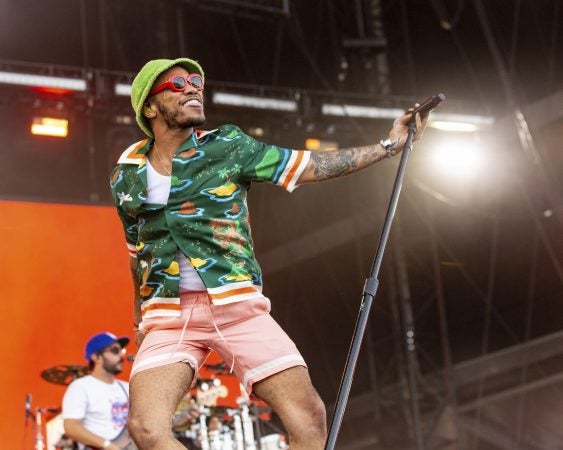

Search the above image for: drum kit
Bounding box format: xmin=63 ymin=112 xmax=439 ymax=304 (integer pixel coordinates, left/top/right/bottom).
xmin=173 ymin=397 xmax=288 ymax=450
xmin=27 ymin=362 xmax=288 ymax=450
xmin=172 ymin=363 xmax=288 ymax=450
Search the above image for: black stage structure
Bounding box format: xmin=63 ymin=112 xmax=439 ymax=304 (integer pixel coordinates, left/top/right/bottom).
xmin=1 ymin=1 xmax=562 ymax=448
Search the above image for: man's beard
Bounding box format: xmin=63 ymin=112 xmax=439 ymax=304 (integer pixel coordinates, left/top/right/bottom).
xmin=103 ymin=359 xmax=123 ymax=375
xmin=157 ymin=102 xmax=206 ymax=129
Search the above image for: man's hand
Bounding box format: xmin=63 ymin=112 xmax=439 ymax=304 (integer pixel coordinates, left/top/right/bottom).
xmin=387 ymin=104 xmax=429 ymax=154
xmin=173 ymin=404 xmax=201 ymax=428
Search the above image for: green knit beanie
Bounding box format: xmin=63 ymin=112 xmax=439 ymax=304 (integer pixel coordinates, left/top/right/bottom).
xmin=130 ymin=58 xmax=205 ymax=137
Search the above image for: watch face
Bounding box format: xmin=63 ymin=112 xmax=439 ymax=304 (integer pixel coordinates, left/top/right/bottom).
xmin=381 ymin=139 xmax=395 ymax=149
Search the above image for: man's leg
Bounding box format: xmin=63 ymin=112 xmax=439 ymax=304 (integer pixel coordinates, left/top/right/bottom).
xmin=128 ymin=362 xmax=194 ymax=450
xmin=252 ymin=366 xmax=327 ymax=450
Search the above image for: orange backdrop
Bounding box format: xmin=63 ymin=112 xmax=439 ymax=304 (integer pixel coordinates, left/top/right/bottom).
xmin=0 ymin=200 xmax=240 ymax=449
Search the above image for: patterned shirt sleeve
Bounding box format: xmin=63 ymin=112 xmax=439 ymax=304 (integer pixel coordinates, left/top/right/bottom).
xmin=110 ymin=166 xmax=139 ymax=258
xmin=235 ymin=128 xmax=311 ymax=192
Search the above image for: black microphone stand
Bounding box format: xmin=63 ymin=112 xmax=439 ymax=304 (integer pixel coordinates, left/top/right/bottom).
xmin=325 ymin=118 xmax=418 ymax=450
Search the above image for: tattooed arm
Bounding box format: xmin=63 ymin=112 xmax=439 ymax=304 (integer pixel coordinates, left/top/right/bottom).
xmin=298 ymin=106 xmax=428 ymax=184
xmin=300 ymin=144 xmax=387 ymax=182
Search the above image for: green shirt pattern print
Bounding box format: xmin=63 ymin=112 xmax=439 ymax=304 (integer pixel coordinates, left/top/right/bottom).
xmin=110 ymin=125 xmax=310 ymax=313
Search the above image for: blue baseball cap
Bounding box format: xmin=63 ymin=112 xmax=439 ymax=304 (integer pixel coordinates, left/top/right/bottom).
xmin=85 ymin=332 xmax=129 ymax=361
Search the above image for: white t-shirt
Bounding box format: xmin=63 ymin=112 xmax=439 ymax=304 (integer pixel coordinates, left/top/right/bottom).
xmin=62 ymin=375 xmax=129 ymax=441
xmin=146 ymin=157 xmax=207 ymax=291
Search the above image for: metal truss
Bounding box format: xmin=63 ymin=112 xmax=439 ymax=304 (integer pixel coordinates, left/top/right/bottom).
xmin=183 ymin=0 xmax=289 ymax=16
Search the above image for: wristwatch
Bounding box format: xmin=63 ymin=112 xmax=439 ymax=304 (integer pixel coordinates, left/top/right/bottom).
xmin=379 ymin=137 xmax=400 ymax=158
xmin=102 ymin=440 xmax=111 ymax=448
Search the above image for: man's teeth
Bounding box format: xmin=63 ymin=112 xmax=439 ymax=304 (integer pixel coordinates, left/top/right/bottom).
xmin=186 ymin=99 xmax=201 ymax=107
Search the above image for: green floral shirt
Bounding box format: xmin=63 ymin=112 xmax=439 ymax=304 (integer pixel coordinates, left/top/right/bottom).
xmin=110 ymin=125 xmax=310 ymax=319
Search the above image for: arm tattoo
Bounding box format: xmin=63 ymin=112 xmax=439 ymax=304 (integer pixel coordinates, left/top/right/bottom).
xmin=310 ymin=144 xmax=382 ymax=181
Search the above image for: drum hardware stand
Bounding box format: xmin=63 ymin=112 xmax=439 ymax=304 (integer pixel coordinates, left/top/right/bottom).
xmin=199 ymin=406 xmax=211 ymax=450
xmin=325 ymin=95 xmax=445 ymax=450
xmin=34 ymin=407 xmax=45 ymax=450
xmin=24 ymin=393 xmax=46 ymax=450
xmin=208 ymin=427 xmax=222 ymax=450
xmin=252 ymin=404 xmax=263 ymax=448
xmin=238 ymin=396 xmax=257 ymax=450
xmin=233 ymin=412 xmax=245 ymax=449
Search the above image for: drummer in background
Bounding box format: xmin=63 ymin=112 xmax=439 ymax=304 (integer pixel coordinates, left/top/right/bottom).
xmin=62 ymin=332 xmax=130 ymax=450
xmin=172 ymin=393 xmax=201 ymax=449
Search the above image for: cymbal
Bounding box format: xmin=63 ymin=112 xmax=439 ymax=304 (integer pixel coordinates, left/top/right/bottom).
xmin=42 ymin=407 xmax=62 ymax=421
xmin=41 ymin=365 xmax=90 ymax=385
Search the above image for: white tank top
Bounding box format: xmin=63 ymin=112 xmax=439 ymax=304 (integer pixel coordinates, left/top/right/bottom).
xmin=145 ymin=157 xmax=206 ymax=291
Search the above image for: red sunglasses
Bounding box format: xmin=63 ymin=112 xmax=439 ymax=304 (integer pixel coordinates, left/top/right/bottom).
xmin=149 ymin=73 xmax=205 ymax=96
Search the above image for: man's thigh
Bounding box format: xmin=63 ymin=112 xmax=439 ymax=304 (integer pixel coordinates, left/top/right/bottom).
xmin=129 ymin=362 xmax=194 ymax=426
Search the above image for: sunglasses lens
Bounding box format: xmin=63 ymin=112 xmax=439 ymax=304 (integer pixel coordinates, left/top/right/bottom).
xmin=189 ymin=75 xmax=203 ymax=89
xmin=171 ymin=76 xmax=187 ymax=91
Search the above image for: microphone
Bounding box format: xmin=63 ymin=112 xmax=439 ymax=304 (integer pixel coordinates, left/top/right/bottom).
xmin=25 ymin=393 xmax=32 ymax=425
xmin=410 ymin=93 xmax=446 ymax=116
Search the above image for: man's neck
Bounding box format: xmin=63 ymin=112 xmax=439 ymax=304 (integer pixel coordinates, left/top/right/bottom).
xmin=90 ymin=368 xmax=115 ymax=384
xmin=153 ymin=127 xmax=195 ymax=157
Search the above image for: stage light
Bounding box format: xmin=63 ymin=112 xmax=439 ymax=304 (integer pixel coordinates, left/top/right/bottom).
xmin=212 ymin=92 xmax=297 ymax=111
xmin=306 ymin=138 xmax=321 ymax=150
xmin=432 ymin=139 xmax=483 ymax=177
xmin=30 ymin=117 xmax=69 ymax=137
xmin=429 ymin=112 xmax=494 ymax=132
xmin=322 ymin=103 xmax=402 ymax=119
xmin=0 ymin=71 xmax=86 ymax=92
xmin=323 ymin=103 xmax=494 ymax=131
xmin=428 ymin=121 xmax=478 ymax=132
xmin=114 ymin=83 xmax=131 ymax=96
xmin=115 ymin=115 xmax=133 ymax=125
xmin=248 ymin=127 xmax=264 ymax=137
xmin=305 ymin=138 xmax=338 ymax=151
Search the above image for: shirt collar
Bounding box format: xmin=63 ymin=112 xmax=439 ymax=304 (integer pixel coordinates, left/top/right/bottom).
xmin=117 ymin=129 xmax=218 ymax=166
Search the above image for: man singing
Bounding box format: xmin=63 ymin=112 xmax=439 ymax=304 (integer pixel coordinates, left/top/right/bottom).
xmin=110 ymin=57 xmax=427 ymax=449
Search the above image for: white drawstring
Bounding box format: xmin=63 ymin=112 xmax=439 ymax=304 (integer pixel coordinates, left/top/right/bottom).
xmin=209 ymin=305 xmax=235 ymax=373
xmin=168 ymin=292 xmax=235 ymax=373
xmin=169 ymin=307 xmax=192 ymax=358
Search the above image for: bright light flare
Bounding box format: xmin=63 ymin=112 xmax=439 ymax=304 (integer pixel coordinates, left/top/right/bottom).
xmin=31 ymin=117 xmax=69 ymax=137
xmin=433 ymin=140 xmax=483 ymax=177
xmin=429 ymin=121 xmax=478 ymax=132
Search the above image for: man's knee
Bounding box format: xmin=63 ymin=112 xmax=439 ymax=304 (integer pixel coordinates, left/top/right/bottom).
xmin=128 ymin=412 xmax=166 ymax=447
xmin=307 ymin=393 xmax=328 ymax=435
xmin=290 ymin=390 xmax=327 ymax=439
xmin=286 ymin=398 xmax=327 ymax=449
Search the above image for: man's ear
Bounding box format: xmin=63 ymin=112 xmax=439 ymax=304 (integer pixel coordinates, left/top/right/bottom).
xmin=143 ymin=102 xmax=156 ymax=118
xmin=90 ymin=354 xmax=100 ymax=366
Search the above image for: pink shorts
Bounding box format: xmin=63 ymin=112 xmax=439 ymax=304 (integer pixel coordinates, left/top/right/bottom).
xmin=131 ymin=291 xmax=306 ymax=394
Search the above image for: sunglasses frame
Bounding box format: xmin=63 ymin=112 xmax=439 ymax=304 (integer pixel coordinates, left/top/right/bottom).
xmin=149 ymin=74 xmax=205 ymax=96
xmin=102 ymin=345 xmax=124 ymax=355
